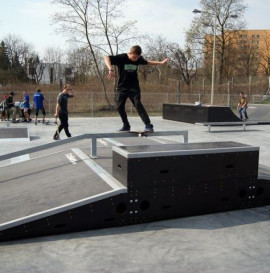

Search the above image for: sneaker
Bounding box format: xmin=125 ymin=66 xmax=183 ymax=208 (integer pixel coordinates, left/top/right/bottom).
xmin=117 ymin=125 xmax=130 ymax=132
xmin=144 ymin=124 xmax=154 ymax=132
xmin=53 ymin=135 xmax=60 ymax=140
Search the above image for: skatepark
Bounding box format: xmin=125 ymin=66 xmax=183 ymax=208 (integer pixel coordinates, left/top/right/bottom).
xmin=0 ymin=109 xmax=270 ymax=273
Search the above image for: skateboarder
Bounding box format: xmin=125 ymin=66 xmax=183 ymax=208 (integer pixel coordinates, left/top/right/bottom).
xmin=237 ymin=92 xmax=248 ymax=121
xmin=104 ymin=45 xmax=169 ymax=132
xmin=53 ymin=84 xmax=74 ymax=140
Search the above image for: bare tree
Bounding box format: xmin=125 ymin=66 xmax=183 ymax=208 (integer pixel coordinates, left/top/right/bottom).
xmin=4 ymin=34 xmax=34 ymax=66
xmin=142 ymin=36 xmax=170 ymax=84
xmin=66 ymin=47 xmax=94 ymax=83
xmin=167 ymin=44 xmax=198 ymax=87
xmin=52 ymin=0 xmax=138 ymax=107
xmin=43 ymin=46 xmax=64 ymax=84
xmin=186 ymin=0 xmax=247 ymax=83
xmin=28 ymin=55 xmax=46 ymax=83
xmin=43 ymin=46 xmax=63 ymax=64
xmin=259 ymin=31 xmax=270 ymax=76
xmin=236 ymin=33 xmax=260 ymax=77
xmin=3 ymin=34 xmax=38 ymax=82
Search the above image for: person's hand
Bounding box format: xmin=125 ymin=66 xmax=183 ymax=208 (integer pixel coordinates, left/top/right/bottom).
xmin=161 ymin=58 xmax=170 ymax=64
xmin=54 ymin=113 xmax=58 ymax=118
xmin=107 ymin=70 xmax=115 ymax=80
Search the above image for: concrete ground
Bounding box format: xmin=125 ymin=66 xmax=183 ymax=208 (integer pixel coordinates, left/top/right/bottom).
xmin=0 ymin=116 xmax=270 ymax=273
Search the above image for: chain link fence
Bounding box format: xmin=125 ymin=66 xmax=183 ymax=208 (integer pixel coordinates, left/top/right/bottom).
xmin=1 ymin=90 xmax=270 ymax=118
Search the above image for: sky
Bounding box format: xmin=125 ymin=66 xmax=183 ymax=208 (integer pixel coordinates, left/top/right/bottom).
xmin=0 ymin=0 xmax=270 ymax=58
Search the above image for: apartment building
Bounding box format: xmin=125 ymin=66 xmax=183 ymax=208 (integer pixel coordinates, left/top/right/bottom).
xmin=204 ymin=29 xmax=270 ymax=76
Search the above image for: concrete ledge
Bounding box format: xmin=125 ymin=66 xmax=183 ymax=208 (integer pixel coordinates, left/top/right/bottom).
xmin=196 ymin=121 xmax=259 ymax=132
xmin=0 ymin=127 xmax=30 ymax=142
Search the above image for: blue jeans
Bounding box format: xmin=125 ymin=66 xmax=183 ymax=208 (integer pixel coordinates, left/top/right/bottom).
xmin=238 ymin=107 xmax=248 ymax=120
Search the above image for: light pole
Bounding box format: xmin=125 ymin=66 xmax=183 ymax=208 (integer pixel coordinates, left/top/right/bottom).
xmin=192 ymin=9 xmax=237 ymax=105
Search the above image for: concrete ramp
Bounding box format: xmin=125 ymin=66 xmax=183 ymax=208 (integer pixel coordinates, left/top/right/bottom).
xmin=163 ymin=103 xmax=241 ymax=124
xmin=1 ymin=134 xmax=270 ymax=242
xmin=0 ymin=146 xmax=126 ymax=236
xmin=248 ymin=104 xmax=270 ymax=123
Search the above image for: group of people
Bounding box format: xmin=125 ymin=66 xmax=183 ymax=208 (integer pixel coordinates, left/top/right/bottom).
xmin=0 ymin=89 xmax=46 ymax=124
xmin=0 ymin=85 xmax=73 ymax=141
xmin=0 ymin=45 xmax=251 ymax=142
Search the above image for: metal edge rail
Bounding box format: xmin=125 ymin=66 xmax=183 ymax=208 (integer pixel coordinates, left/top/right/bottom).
xmin=0 ymin=131 xmax=188 ymax=161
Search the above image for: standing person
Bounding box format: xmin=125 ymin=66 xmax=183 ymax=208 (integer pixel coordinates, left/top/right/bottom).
xmin=5 ymin=92 xmax=21 ymax=122
xmin=0 ymin=95 xmax=8 ymax=121
xmin=33 ymin=88 xmax=46 ymax=125
xmin=104 ymin=45 xmax=169 ymax=132
xmin=22 ymin=91 xmax=31 ymax=122
xmin=53 ymin=84 xmax=74 ymax=140
xmin=237 ymin=92 xmax=248 ymax=120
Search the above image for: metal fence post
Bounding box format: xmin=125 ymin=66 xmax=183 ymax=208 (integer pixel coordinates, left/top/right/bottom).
xmin=202 ymin=78 xmax=205 ymax=93
xmin=227 ymin=81 xmax=231 ymax=107
xmin=91 ymin=92 xmax=94 ymax=117
xmin=177 ymin=81 xmax=181 ymax=103
xmin=48 ymin=89 xmax=51 ymax=118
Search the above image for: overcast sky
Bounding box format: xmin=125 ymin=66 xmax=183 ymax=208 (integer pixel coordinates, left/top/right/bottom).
xmin=0 ymin=0 xmax=269 ymax=58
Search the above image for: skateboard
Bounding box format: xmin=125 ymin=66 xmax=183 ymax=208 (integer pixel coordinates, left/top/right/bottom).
xmin=117 ymin=130 xmax=153 ymax=137
xmin=54 ymin=117 xmax=60 ymax=139
xmin=37 ymin=120 xmax=52 ymax=125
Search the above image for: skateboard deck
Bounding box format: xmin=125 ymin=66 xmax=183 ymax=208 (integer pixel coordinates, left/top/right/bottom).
xmin=117 ymin=130 xmax=153 ymax=137
xmin=37 ymin=120 xmax=52 ymax=125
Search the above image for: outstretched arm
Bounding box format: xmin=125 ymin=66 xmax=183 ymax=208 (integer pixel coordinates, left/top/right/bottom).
xmin=147 ymin=57 xmax=170 ymax=66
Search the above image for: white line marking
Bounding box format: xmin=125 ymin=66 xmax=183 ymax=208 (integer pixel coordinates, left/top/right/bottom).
xmin=65 ymin=152 xmax=78 ymax=164
xmin=97 ymin=139 xmax=108 ymax=146
xmin=10 ymin=154 xmax=30 ymax=164
xmin=71 ymin=148 xmax=126 ymax=191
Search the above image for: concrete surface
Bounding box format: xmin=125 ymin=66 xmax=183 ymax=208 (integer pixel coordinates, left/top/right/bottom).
xmin=0 ymin=116 xmax=270 ymax=273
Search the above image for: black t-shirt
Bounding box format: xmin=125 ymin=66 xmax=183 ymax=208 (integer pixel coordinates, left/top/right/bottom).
xmin=6 ymin=96 xmax=14 ymax=108
xmin=109 ymin=53 xmax=148 ymax=91
xmin=57 ymin=93 xmax=73 ymax=114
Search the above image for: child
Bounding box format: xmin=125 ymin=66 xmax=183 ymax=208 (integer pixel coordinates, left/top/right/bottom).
xmin=237 ymin=92 xmax=248 ymax=120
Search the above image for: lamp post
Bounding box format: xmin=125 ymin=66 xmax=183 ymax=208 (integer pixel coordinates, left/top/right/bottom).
xmin=192 ymin=9 xmax=237 ymax=105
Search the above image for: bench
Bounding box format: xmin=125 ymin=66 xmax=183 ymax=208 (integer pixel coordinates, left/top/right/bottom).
xmin=196 ymin=121 xmax=259 ymax=132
